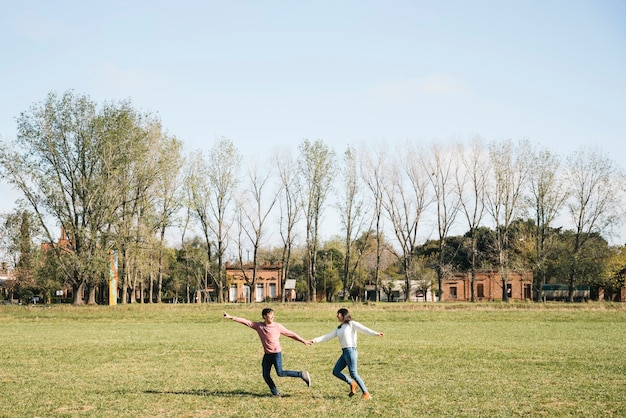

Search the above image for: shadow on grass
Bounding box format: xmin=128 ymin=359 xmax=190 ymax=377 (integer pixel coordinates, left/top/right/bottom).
xmin=144 ymin=389 xmax=287 ymax=398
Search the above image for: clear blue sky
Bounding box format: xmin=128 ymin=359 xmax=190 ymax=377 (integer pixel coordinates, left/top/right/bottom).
xmin=1 ymin=0 xmax=625 ymax=242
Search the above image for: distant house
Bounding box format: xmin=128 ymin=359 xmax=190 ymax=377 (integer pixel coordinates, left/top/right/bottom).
xmin=225 ymin=261 xmax=283 ymax=302
xmin=375 ymin=270 xmax=532 ymax=302
xmin=444 ymin=270 xmax=533 ymax=302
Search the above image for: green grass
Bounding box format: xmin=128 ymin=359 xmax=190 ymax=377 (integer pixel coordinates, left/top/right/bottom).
xmin=0 ymin=302 xmax=625 ymax=417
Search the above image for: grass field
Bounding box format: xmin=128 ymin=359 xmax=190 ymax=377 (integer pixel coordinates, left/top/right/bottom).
xmin=0 ymin=302 xmax=625 ymax=417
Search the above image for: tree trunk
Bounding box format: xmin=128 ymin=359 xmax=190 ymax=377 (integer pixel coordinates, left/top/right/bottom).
xmin=73 ymin=282 xmax=85 ymax=305
xmin=157 ymin=270 xmax=163 ymax=303
xmin=87 ymin=284 xmax=97 ymax=305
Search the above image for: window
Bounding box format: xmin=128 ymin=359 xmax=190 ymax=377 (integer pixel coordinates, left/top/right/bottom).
xmin=450 ymin=286 xmax=457 ymax=299
xmin=507 ymin=284 xmax=512 ymax=298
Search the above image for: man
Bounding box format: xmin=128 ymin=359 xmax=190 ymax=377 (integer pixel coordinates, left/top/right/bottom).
xmin=223 ymin=308 xmax=312 ymax=396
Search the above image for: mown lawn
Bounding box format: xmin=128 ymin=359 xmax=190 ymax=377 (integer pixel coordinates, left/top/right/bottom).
xmin=0 ymin=302 xmax=624 ymax=417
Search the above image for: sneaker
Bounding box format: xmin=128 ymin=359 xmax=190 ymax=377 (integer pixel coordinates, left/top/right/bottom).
xmin=301 ymin=371 xmax=311 ymax=387
xmin=272 ymin=393 xmax=282 ymax=397
xmin=362 ymin=392 xmax=372 ymax=400
xmin=349 ymin=381 xmax=358 ymax=397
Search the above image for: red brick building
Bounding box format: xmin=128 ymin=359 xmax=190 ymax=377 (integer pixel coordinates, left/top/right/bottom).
xmin=225 ymin=261 xmax=283 ymax=302
xmin=443 ymin=269 xmax=533 ymax=302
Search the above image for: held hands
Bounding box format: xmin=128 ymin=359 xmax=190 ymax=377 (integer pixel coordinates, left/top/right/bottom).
xmin=378 ymin=333 xmax=384 ymax=337
xmin=304 ymin=340 xmax=314 ymax=346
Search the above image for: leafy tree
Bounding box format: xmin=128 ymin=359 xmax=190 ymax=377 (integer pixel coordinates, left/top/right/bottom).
xmin=603 ymin=245 xmax=626 ymax=301
xmin=526 ymin=145 xmax=567 ymax=300
xmin=171 ymin=236 xmax=208 ymax=303
xmin=338 ymin=145 xmax=370 ymax=298
xmin=317 ymin=247 xmax=343 ymax=301
xmin=298 ymin=139 xmax=336 ymax=302
xmin=1 ymin=92 xmax=134 ymax=303
xmin=151 ymin=134 xmax=185 ymax=302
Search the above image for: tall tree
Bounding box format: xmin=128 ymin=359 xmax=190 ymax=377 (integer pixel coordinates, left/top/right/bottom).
xmin=454 ymin=137 xmax=488 ymax=302
xmin=235 ymin=159 xmax=280 ymax=302
xmin=425 ymin=141 xmax=461 ymax=301
xmin=564 ymin=148 xmax=620 ymax=302
xmin=360 ymin=142 xmax=388 ymax=301
xmin=0 ymin=91 xmax=151 ymax=304
xmin=275 ymin=148 xmax=302 ymax=302
xmin=383 ymin=142 xmax=432 ymax=302
xmin=151 ymin=133 xmax=185 ymax=302
xmin=485 ymin=139 xmax=531 ymax=302
xmin=187 ymin=138 xmax=241 ymax=303
xmin=526 ymin=146 xmax=567 ymax=300
xmin=104 ymin=105 xmax=164 ymax=304
xmin=337 ymin=145 xmax=370 ymax=299
xmin=298 ymin=139 xmax=335 ymax=302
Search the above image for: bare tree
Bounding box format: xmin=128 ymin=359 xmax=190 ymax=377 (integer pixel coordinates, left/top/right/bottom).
xmin=360 ymin=142 xmax=388 ymax=302
xmin=298 ymin=139 xmax=336 ymax=302
xmin=564 ymin=148 xmax=620 ymax=302
xmin=383 ymin=142 xmax=432 ymax=302
xmin=485 ymin=139 xmax=531 ymax=302
xmin=186 ymin=138 xmax=241 ymax=303
xmin=454 ymin=137 xmax=488 ymax=302
xmin=425 ymin=140 xmax=462 ymax=301
xmin=275 ymin=148 xmax=302 ymax=302
xmin=235 ymin=159 xmax=280 ymax=302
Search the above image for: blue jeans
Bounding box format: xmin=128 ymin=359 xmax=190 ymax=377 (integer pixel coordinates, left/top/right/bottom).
xmin=333 ymin=347 xmax=367 ymax=393
xmin=262 ymin=352 xmax=302 ymax=395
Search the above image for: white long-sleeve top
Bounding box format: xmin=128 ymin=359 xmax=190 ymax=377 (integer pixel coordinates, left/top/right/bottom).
xmin=312 ymin=321 xmax=380 ymax=348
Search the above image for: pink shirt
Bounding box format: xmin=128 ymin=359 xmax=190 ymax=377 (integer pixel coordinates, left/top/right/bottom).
xmin=231 ymin=316 xmax=307 ymax=353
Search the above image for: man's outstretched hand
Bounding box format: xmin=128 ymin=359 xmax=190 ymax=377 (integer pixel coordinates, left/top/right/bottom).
xmin=223 ymin=312 xmax=232 ymax=319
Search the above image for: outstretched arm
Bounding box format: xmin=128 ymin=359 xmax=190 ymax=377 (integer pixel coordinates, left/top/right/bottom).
xmin=352 ymin=321 xmax=383 ymax=337
xmin=279 ymin=324 xmax=313 ymax=346
xmin=223 ymin=312 xmax=254 ymax=328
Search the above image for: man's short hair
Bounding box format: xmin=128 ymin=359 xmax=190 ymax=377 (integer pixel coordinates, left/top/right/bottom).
xmin=262 ymin=308 xmax=273 ymax=318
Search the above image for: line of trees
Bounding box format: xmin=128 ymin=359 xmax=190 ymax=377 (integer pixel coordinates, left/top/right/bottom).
xmin=0 ymin=91 xmax=625 ymax=305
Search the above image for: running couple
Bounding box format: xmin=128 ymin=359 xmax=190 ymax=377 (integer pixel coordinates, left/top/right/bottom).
xmin=223 ymin=307 xmax=384 ymax=399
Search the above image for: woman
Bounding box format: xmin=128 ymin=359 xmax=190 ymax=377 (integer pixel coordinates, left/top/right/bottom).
xmin=312 ymin=308 xmax=383 ymax=400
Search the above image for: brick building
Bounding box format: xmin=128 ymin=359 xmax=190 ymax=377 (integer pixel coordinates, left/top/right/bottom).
xmin=443 ymin=269 xmax=533 ymax=302
xmin=225 ymin=261 xmax=283 ymax=302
